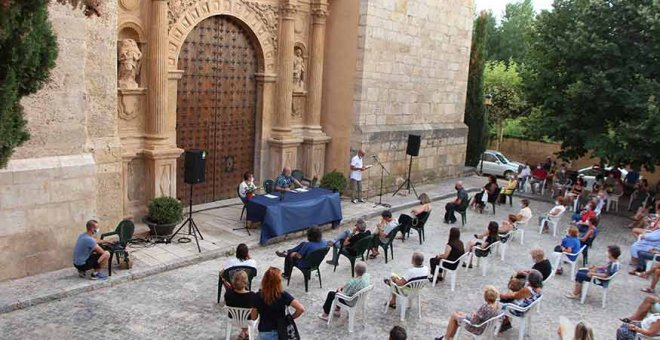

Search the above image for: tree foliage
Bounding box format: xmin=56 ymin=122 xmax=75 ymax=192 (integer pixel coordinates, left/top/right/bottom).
xmin=484 ymin=60 xmax=526 ymax=149
xmin=464 ymin=11 xmax=489 ymax=167
xmin=486 ymin=0 xmax=536 ymax=65
xmin=0 ymin=0 xmax=58 ymax=168
xmin=526 ymin=0 xmax=660 ymax=171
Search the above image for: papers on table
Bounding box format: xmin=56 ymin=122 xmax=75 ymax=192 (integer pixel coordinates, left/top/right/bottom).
xmin=293 ymin=188 xmax=309 ymax=193
xmin=264 ymin=194 xmax=278 ymax=199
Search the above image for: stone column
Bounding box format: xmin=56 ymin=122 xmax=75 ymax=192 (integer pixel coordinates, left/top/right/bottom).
xmin=271 ymin=2 xmax=297 ymax=138
xmin=304 ymin=2 xmax=328 ymax=132
xmin=146 ymin=0 xmax=168 ymax=144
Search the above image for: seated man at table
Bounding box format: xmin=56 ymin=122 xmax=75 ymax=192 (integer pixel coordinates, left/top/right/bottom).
xmin=275 ymin=166 xmax=305 ymax=193
xmin=326 ymin=218 xmax=371 ymax=265
xmin=275 ymin=226 xmax=327 ymax=280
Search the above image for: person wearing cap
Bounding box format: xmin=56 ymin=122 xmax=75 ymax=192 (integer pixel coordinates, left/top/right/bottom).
xmin=326 ymin=218 xmax=371 ymax=265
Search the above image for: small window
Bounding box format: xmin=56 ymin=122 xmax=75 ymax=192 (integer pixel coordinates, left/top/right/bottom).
xmin=483 ymin=153 xmax=498 ymax=163
xmin=495 ymin=154 xmax=508 ymax=164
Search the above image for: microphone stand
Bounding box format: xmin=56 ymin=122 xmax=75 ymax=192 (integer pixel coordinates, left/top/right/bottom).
xmin=372 ymin=155 xmax=391 ymax=208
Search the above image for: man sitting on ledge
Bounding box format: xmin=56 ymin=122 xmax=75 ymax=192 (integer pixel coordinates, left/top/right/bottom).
xmin=73 ymin=219 xmax=110 ymax=280
xmin=275 ymin=166 xmax=305 ymax=193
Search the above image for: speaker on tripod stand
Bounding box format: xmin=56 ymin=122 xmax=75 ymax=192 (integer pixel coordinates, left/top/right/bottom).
xmin=392 ymin=134 xmax=420 ymax=197
xmin=168 ymin=149 xmax=205 ymax=253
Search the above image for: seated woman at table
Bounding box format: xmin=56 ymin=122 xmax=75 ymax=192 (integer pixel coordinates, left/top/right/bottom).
xmin=238 ymin=171 xmax=257 ymax=200
xmin=397 ymin=193 xmax=432 ymax=239
xmin=275 ymin=166 xmax=305 ymax=193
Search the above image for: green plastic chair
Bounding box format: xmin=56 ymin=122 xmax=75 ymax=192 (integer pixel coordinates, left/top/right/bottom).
xmin=374 ymin=225 xmax=401 ymax=264
xmin=407 ymin=211 xmax=431 ymax=245
xmin=100 ymin=219 xmax=135 ymax=276
xmin=287 ymin=247 xmax=330 ymax=292
xmin=333 ymin=235 xmax=373 ymax=277
xmin=459 ymin=196 xmax=470 ymax=226
xmin=263 ymin=179 xmax=274 ymax=194
xmin=291 ymin=169 xmax=312 ymax=186
xmin=217 ymin=266 xmax=258 ymax=303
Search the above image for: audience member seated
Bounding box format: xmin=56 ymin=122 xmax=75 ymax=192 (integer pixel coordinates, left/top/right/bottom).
xmin=274 ymin=166 xmax=304 ymax=193
xmin=565 ymin=245 xmax=621 ymax=299
xmin=617 ymin=306 xmax=660 ymax=340
xmin=384 ymin=252 xmax=429 ymax=309
xmin=221 ymin=243 xmax=257 ymax=288
xmin=493 ymin=199 xmax=533 ymax=237
xmin=630 ymin=181 xmax=651 ymax=212
xmin=517 ymin=247 xmax=552 ymax=281
xmin=553 ymin=226 xmax=582 ymax=275
xmin=251 ymin=267 xmax=305 ymax=340
xmin=434 ymin=285 xmax=501 ymax=340
xmin=224 ymin=270 xmax=255 ymax=340
xmin=624 ymin=167 xmax=641 ymax=194
xmin=539 ymin=197 xmax=567 ymax=232
xmin=578 ymin=217 xmax=599 ymax=247
xmin=238 ymin=171 xmax=257 ymax=199
xmin=543 ymin=156 xmax=555 ymax=172
xmin=464 ymin=222 xmax=500 ymax=268
xmin=444 ymin=181 xmax=468 ymax=224
xmin=398 ymin=193 xmax=432 ymax=239
xmin=317 ymin=261 xmax=370 ymax=321
xmin=565 ymin=177 xmax=586 ymax=209
xmin=429 ymin=227 xmax=465 ymax=282
xmin=498 ymin=175 xmax=518 ymax=203
xmin=557 ymin=317 xmax=594 ymax=340
xmin=470 ymin=176 xmax=499 ymax=212
xmin=631 ymin=212 xmax=660 ymax=238
xmin=518 ymin=163 xmax=531 ymax=192
xmin=326 ymin=218 xmax=371 ymax=266
xmin=369 ymin=210 xmax=399 ymax=259
xmin=72 ymin=219 xmax=111 ymax=280
xmin=630 ymin=228 xmax=660 ymax=269
xmin=572 ymin=201 xmax=597 ymax=224
xmin=529 ymin=164 xmax=549 ymax=194
xmin=638 ymin=263 xmax=660 ymax=293
xmin=389 ymin=326 xmax=408 ymax=340
xmin=499 ymin=269 xmax=543 ymax=333
xmin=553 ymin=164 xmax=571 ymax=198
xmin=275 ymin=226 xmax=327 ymax=280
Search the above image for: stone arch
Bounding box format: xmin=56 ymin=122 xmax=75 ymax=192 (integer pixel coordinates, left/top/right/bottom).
xmin=167 ymin=0 xmax=278 ymax=73
xmin=118 ymin=17 xmax=146 ymax=42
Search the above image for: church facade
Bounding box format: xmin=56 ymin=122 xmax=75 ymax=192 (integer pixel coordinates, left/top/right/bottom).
xmin=0 ymin=0 xmax=473 ymax=280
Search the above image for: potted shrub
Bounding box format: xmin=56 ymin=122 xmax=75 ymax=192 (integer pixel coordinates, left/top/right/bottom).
xmin=143 ymin=196 xmax=183 ymax=236
xmin=320 ymin=170 xmax=348 ymax=193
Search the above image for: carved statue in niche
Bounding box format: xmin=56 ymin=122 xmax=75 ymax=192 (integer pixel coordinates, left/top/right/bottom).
xmin=117 ymin=39 xmax=142 ymax=89
xmin=293 ymin=46 xmax=305 ymax=92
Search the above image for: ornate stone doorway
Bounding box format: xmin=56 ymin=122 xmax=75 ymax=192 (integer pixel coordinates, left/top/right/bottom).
xmin=176 ymin=15 xmax=258 ymax=205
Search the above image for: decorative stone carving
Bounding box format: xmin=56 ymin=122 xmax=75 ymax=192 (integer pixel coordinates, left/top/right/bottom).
xmin=240 ymin=0 xmax=280 ymax=53
xmin=117 ymin=39 xmax=142 ymax=89
xmin=158 ymin=164 xmax=172 ymax=197
xmin=293 ymin=46 xmax=305 ymax=91
xmin=292 ymin=92 xmax=305 ymax=119
xmin=119 ymin=0 xmax=139 ymax=11
xmin=118 ymin=88 xmax=145 ymax=121
xmin=168 ymin=0 xmax=195 ymax=27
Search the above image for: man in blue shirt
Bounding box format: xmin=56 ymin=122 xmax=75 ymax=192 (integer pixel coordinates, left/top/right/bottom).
xmin=275 ymin=226 xmax=327 ymax=279
xmin=73 ymin=220 xmax=111 ymax=279
xmin=274 ymin=166 xmax=304 ymax=192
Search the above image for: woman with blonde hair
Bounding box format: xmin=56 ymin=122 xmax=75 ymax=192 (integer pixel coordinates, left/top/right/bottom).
xmin=398 ymin=192 xmax=432 ymax=240
xmin=558 ymin=317 xmax=594 ymax=340
xmin=225 ymin=270 xmax=255 ymax=340
xmin=434 ymin=285 xmax=501 ymax=340
xmin=251 ymin=267 xmax=305 ymax=340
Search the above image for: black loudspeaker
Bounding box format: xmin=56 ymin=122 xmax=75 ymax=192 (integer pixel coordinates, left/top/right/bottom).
xmin=184 ymin=150 xmax=206 ymax=184
xmin=406 ymin=134 xmax=421 ymax=156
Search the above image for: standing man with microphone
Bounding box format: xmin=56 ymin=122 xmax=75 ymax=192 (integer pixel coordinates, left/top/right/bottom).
xmin=350 ymin=149 xmax=367 ymax=203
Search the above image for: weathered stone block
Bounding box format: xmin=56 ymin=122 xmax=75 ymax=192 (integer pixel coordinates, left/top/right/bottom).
xmin=0 ymin=210 xmax=27 ymax=237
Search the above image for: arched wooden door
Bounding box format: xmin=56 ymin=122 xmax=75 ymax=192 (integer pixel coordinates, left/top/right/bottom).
xmin=176 ymin=15 xmax=258 ymax=205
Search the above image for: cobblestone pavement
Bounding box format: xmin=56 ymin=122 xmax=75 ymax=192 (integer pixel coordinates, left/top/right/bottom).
xmin=0 ymin=196 xmax=644 ymax=340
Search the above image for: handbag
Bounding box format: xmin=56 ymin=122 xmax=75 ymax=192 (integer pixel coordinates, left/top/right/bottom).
xmin=277 ymin=309 xmax=301 ymax=340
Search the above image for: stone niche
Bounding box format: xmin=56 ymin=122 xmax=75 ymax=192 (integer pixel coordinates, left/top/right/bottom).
xmin=117 ymin=25 xmax=147 ymax=136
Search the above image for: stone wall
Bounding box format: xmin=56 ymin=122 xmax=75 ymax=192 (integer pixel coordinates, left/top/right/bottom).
xmin=351 ymin=0 xmax=473 ymax=195
xmin=0 ymin=2 xmax=121 ymax=281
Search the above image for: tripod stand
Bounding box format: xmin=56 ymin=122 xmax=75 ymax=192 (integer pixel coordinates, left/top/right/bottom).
xmin=392 ymin=155 xmax=418 ymax=197
xmin=372 ymin=155 xmax=391 ymax=208
xmin=168 ymin=183 xmax=204 ymax=253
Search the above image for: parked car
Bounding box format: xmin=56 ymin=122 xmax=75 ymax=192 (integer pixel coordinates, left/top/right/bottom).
xmin=476 ymin=150 xmax=524 ymax=179
xmin=577 ymin=166 xmax=632 ymax=190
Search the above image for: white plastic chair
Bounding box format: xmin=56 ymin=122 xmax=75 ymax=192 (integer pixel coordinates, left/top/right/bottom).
xmin=432 ymin=252 xmax=470 ymax=290
xmin=537 ymin=264 xmax=556 ymax=313
xmin=608 ymin=193 xmax=623 ymax=212
xmin=383 ymin=279 xmax=427 ymax=321
xmin=503 ymin=296 xmax=543 ymax=340
xmin=512 ymin=220 xmax=528 ymax=245
xmin=629 ymin=190 xmax=651 ymax=211
xmin=539 ymin=210 xmax=566 ymax=237
xmin=466 ymin=241 xmax=501 ymax=277
xmin=580 ymin=270 xmax=618 ymax=308
xmin=225 ymin=307 xmax=259 ymax=340
xmin=635 ymin=333 xmax=660 ymax=340
xmin=327 ymin=284 xmax=373 ymax=333
xmin=645 ymin=254 xmax=660 ymax=272
xmin=553 ymin=245 xmax=587 ymax=281
xmin=455 ymin=312 xmax=505 ymax=339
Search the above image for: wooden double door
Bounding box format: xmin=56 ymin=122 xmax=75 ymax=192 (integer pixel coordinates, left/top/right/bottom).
xmin=176 ymin=15 xmax=259 ymax=204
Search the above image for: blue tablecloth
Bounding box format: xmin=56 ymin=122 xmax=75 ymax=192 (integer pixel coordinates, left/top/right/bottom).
xmin=247 ymin=188 xmax=343 ymax=244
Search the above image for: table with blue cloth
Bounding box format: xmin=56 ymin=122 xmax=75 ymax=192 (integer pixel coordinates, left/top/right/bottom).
xmin=247 ymin=188 xmax=343 ymax=244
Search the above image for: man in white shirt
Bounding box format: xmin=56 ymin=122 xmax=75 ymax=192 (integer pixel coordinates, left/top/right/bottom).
xmin=384 ymin=251 xmax=429 ymax=308
xmin=350 ymin=149 xmax=367 ymax=203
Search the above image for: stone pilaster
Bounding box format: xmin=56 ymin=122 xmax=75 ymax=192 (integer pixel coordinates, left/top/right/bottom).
xmin=146 ymin=0 xmax=169 ymax=144
xmin=272 ymin=1 xmax=297 ymax=138
xmin=305 ymin=2 xmax=328 ymax=132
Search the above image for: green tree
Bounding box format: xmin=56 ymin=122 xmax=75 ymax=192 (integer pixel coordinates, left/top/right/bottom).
xmin=0 ymin=0 xmax=58 ymax=168
xmin=486 ymin=0 xmax=536 ymax=65
xmin=526 ymin=0 xmax=660 ymax=171
xmin=484 ymin=60 xmax=526 ymax=150
xmin=464 ymin=11 xmax=489 ymax=167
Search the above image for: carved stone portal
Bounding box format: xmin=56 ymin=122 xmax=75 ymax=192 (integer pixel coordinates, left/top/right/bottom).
xmin=293 ymin=46 xmax=305 ymax=91
xmin=117 ymin=39 xmax=142 ymax=89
